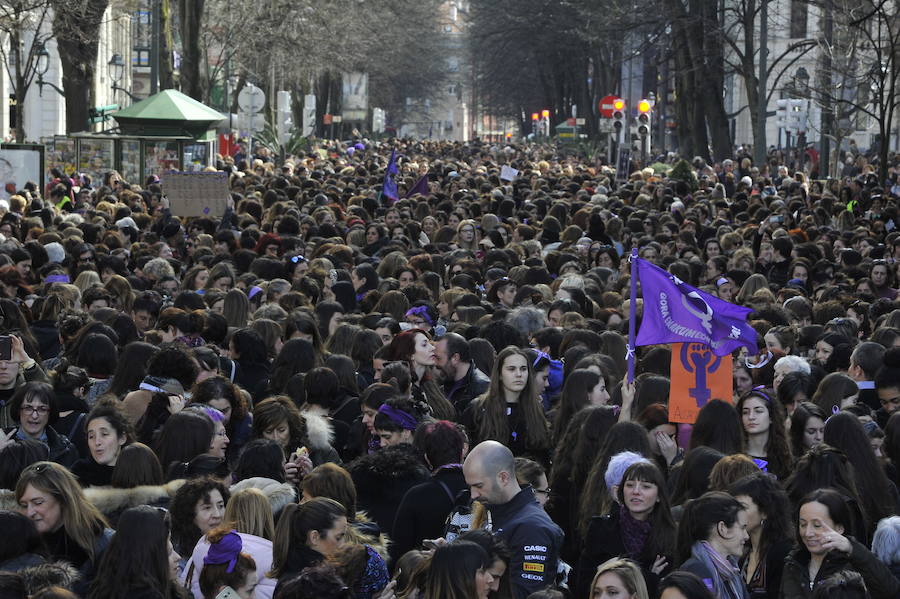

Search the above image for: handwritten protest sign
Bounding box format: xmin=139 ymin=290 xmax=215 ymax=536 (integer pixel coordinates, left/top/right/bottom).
xmin=161 ymin=172 xmax=229 ymax=218
xmin=500 ymin=165 xmax=519 ymax=181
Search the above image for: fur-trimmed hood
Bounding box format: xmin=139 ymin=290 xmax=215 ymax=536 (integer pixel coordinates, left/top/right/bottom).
xmin=303 ymin=411 xmax=334 ymax=450
xmin=0 ymin=488 xmax=16 ymax=511
xmin=349 ymin=510 xmax=390 ymax=561
xmin=230 ymin=477 xmax=296 ymax=516
xmin=20 ymin=561 xmax=81 ymax=594
xmin=83 ymin=479 xmax=186 ymax=515
xmin=346 ymin=443 xmax=430 ymax=499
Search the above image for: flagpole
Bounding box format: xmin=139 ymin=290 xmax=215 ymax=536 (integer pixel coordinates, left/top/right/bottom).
xmin=627 ymin=247 xmax=638 ymax=384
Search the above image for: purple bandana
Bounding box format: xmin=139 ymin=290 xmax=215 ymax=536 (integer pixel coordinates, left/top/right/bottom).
xmin=204 ymin=530 xmax=242 ymax=573
xmin=378 ymin=404 xmax=418 ymax=430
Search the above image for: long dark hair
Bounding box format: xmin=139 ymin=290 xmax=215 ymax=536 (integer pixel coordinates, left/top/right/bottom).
xmin=577 ymin=421 xmax=652 ymax=538
xmin=789 ymin=402 xmax=827 ymax=458
xmin=107 ymin=341 xmax=159 ymax=397
xmin=616 ymin=461 xmax=677 ymax=561
xmin=89 ymin=506 xmax=176 ymax=599
xmin=824 ymin=412 xmax=896 ymax=527
xmin=473 ymin=346 xmax=550 ymax=451
xmin=424 ymin=540 xmax=491 ymax=599
xmin=552 ymin=369 xmax=602 ymax=440
xmin=785 ymin=444 xmax=867 ymax=535
xmin=269 ymin=338 xmax=321 ymax=394
xmin=689 ymin=399 xmax=743 ymax=455
xmin=727 ymin=472 xmax=792 ymax=558
xmin=676 ymin=491 xmax=745 ymax=563
xmin=736 ymin=388 xmax=793 ymax=480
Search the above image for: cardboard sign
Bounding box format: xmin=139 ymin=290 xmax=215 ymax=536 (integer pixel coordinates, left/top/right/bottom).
xmin=161 ymin=172 xmax=229 ymax=218
xmin=500 ymin=165 xmax=519 ymax=181
xmin=668 ymin=342 xmax=733 ymax=424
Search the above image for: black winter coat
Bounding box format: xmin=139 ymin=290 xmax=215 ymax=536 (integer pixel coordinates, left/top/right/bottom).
xmin=347 ymin=443 xmax=430 ymax=534
xmin=780 ymin=538 xmax=900 ymax=599
xmin=575 ymin=509 xmax=672 ymax=599
xmin=389 ymin=466 xmax=467 ymax=563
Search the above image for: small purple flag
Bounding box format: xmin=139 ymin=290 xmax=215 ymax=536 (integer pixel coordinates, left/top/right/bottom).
xmin=403 ymin=174 xmax=429 ymax=199
xmin=382 ymin=149 xmax=399 ymax=204
xmin=635 ymin=257 xmax=756 ymax=356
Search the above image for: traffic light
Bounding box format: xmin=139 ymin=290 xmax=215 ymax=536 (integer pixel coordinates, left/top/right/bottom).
xmin=636 ymin=99 xmax=652 ymax=136
xmin=612 ymin=99 xmax=626 ymax=140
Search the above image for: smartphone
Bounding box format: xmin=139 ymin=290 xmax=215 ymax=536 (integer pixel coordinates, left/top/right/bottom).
xmin=769 ymin=215 xmax=784 ymax=224
xmin=0 ymin=336 xmax=12 ymax=361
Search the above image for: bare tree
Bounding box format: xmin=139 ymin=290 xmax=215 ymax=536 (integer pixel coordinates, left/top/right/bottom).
xmin=810 ymin=0 xmax=900 ymax=182
xmin=0 ymin=0 xmax=53 ymax=141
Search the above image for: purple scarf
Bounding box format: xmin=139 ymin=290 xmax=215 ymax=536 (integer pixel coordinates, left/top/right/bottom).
xmin=619 ymin=505 xmax=652 ymax=558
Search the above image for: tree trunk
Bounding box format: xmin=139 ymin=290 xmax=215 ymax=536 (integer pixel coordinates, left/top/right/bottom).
xmin=159 ymin=0 xmax=176 ymax=89
xmin=52 ymin=0 xmax=109 ymax=134
xmin=11 ymin=30 xmax=25 ymax=142
xmin=178 ymin=0 xmax=205 ymax=100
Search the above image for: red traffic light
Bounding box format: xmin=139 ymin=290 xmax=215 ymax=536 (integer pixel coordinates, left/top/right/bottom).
xmin=637 ymin=99 xmax=652 ymax=113
xmin=531 ymin=113 xmax=539 ymax=121
xmin=541 ymin=109 xmax=550 ymax=118
xmin=613 ymin=99 xmax=625 ymax=111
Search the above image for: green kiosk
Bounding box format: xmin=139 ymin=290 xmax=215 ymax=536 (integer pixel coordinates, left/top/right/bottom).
xmin=44 ymin=90 xmax=225 ymax=186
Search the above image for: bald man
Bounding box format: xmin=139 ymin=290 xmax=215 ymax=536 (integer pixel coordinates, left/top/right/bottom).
xmin=463 ymin=440 xmax=563 ymax=599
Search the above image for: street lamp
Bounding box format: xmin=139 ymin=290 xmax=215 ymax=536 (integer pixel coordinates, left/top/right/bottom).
xmin=35 ymin=41 xmax=64 ymax=97
xmin=108 ymin=53 xmax=140 ymax=102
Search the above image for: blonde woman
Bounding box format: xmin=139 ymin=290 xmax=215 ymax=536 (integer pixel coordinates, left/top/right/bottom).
xmin=456 ymin=219 xmax=480 ymax=251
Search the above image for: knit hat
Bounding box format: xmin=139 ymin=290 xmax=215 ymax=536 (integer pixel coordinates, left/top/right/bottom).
xmin=115 ymin=216 xmax=137 ymax=230
xmin=44 ymin=242 xmax=65 ymax=264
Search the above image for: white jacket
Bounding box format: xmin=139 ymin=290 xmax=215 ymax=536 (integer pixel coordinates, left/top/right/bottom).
xmin=181 ymin=531 xmax=275 ymax=599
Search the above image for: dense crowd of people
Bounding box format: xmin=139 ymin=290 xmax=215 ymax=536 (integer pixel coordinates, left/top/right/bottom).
xmin=0 ymin=138 xmax=899 ymax=599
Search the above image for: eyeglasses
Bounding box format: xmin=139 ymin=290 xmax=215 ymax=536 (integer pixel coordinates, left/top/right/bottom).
xmin=20 ymin=404 xmax=50 ymax=415
xmin=534 ymin=487 xmax=551 ymax=497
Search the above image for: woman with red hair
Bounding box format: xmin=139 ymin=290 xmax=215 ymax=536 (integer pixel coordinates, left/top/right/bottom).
xmin=385 ymin=329 xmax=455 ymax=420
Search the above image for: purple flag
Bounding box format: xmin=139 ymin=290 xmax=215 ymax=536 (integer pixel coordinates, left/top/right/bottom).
xmin=403 ymin=174 xmax=429 ymax=198
xmin=635 ymin=257 xmax=757 ymax=356
xmin=382 ymin=149 xmax=399 ymax=204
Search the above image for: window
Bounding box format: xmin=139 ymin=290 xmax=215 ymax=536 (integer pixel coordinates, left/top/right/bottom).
xmin=790 ymin=0 xmax=808 ymax=38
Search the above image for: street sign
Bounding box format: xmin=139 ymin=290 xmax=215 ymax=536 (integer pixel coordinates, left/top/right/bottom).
xmin=599 ymin=94 xmax=622 ymax=118
xmin=237 ymin=84 xmax=265 ymax=114
xmin=333 ymin=115 xmax=343 ymax=123
xmin=323 ymin=114 xmax=333 ymax=125
xmin=575 ymin=118 xmax=586 ymax=125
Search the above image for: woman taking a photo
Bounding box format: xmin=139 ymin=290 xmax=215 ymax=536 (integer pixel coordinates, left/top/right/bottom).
xmin=15 ymin=461 xmax=113 ymax=596
xmin=727 ymin=473 xmax=793 ymax=598
xmin=576 ymin=461 xmax=675 ymax=598
xmin=780 ymin=488 xmax=899 ymax=599
xmin=461 ymin=346 xmax=551 ymax=464
xmin=676 ymin=491 xmax=750 ymax=599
